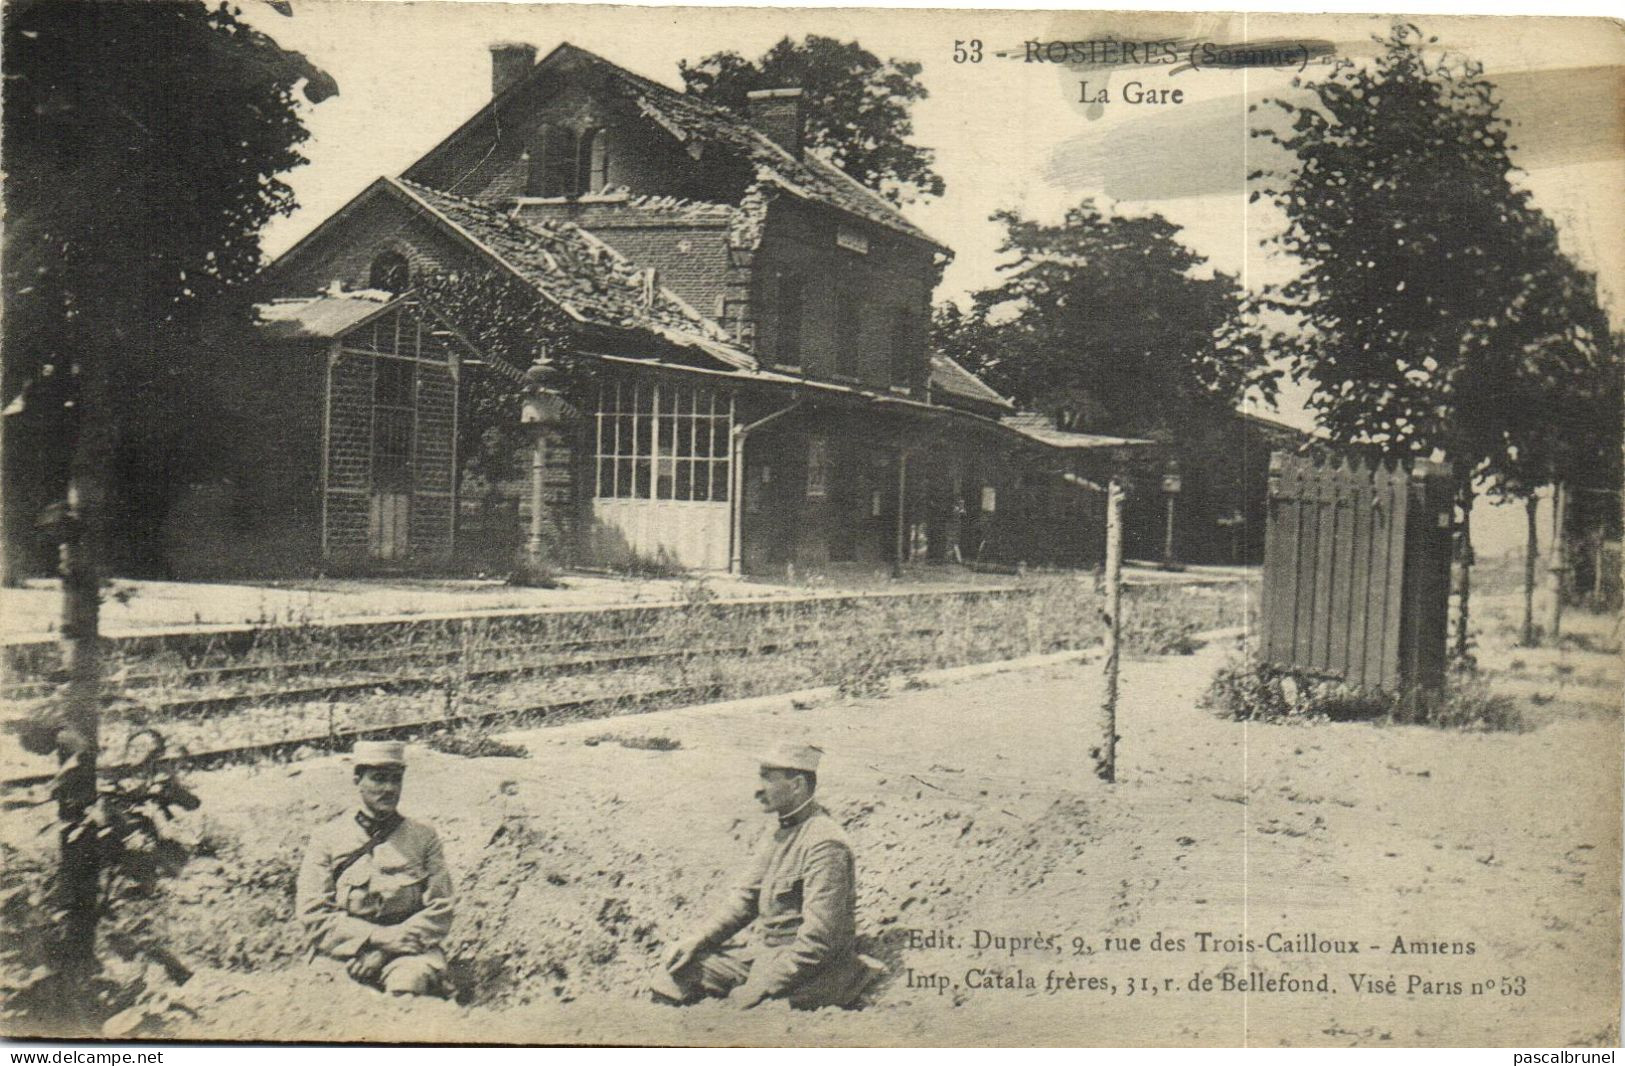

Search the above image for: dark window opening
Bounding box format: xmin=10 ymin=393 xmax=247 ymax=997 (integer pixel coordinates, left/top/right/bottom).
xmin=835 ymin=285 xmax=861 ymax=378
xmin=775 ymin=274 xmax=803 ymax=367
xmin=529 ymin=125 xmax=612 ymax=197
xmin=369 ymin=251 xmax=410 ymax=293
xmin=888 ymin=310 xmax=916 ymax=388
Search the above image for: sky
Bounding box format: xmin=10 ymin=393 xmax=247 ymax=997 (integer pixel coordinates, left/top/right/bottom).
xmin=243 ymin=2 xmax=1625 ymax=554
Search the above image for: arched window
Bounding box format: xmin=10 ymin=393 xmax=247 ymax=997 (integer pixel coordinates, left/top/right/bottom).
xmin=368 ymin=251 xmax=410 ymax=292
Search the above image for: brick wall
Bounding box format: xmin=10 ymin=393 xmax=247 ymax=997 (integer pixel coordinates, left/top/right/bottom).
xmin=412 ymin=358 xmax=458 ymax=562
xmin=515 ymin=200 xmax=735 ymax=319
xmin=752 ymin=199 xmax=938 ymax=390
xmin=322 ymin=322 xmax=462 ymax=569
xmin=324 ymin=351 xmax=373 ymax=559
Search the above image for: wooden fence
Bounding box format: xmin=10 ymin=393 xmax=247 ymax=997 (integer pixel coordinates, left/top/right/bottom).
xmin=1261 ymin=452 xmax=1453 ymax=691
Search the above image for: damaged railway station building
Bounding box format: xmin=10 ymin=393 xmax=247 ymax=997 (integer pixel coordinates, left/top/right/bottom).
xmin=173 ymin=42 xmax=1153 ymax=579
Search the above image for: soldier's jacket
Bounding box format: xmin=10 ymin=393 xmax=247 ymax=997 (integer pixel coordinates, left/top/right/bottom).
xmin=695 ymin=801 xmax=858 ymax=1001
xmin=295 ymin=810 xmax=454 ymax=961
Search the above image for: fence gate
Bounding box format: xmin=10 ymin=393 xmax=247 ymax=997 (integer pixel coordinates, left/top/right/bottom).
xmin=1261 ymin=452 xmax=1453 ymax=692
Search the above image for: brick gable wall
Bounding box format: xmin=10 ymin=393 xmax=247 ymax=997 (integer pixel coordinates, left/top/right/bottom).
xmin=408 ymin=74 xmax=749 ymax=205
xmin=266 ymin=195 xmax=586 ymax=573
xmin=752 ymin=199 xmax=937 ymax=390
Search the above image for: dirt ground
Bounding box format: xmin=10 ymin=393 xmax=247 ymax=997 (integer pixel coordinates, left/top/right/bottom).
xmin=14 ymin=590 xmax=1609 ymax=1048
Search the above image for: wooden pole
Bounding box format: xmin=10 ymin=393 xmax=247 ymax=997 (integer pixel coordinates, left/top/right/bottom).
xmin=1452 ymin=490 xmax=1475 ymax=662
xmin=1549 ymin=481 xmax=1567 ymax=639
xmin=893 ymin=449 xmax=908 ymax=579
xmin=1162 ymin=493 xmax=1176 ymax=566
xmin=1521 ymin=493 xmax=1538 ymax=646
xmin=1095 ymin=476 xmax=1123 ymax=783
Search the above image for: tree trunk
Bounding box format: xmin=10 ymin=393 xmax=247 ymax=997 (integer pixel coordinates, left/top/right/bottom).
xmin=1521 ymin=493 xmax=1538 ymax=646
xmin=1549 ymin=480 xmax=1567 ymax=639
xmin=50 ymin=359 xmax=109 ymax=1026
xmin=1452 ymin=489 xmax=1475 ymax=662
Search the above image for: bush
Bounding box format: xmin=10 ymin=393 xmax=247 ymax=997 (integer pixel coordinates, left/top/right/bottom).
xmin=1 ymin=728 xmax=204 ymax=1036
xmin=583 ymin=733 xmax=681 ymax=751
xmin=1202 ymin=656 xmax=1524 ymax=732
xmin=425 ymin=729 xmax=530 ymax=759
xmin=507 ymin=558 xmax=564 ymax=589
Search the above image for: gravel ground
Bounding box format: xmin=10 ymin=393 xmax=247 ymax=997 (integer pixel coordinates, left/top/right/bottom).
xmin=12 ymin=612 xmax=1608 ymax=1048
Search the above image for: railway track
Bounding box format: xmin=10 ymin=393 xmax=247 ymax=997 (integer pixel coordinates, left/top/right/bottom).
xmin=0 ymin=634 xmax=1084 ymax=789
xmin=3 ymin=582 xmax=1236 ymax=789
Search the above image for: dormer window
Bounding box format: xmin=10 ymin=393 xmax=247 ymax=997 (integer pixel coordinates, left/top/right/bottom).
xmin=528 ymin=125 xmax=612 ymax=197
xmin=368 ymin=251 xmax=410 ymax=292
xmin=835 ymin=225 xmax=869 ymax=255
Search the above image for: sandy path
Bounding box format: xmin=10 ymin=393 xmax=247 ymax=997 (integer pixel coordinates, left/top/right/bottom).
xmin=100 ymin=632 xmax=1614 ymax=1047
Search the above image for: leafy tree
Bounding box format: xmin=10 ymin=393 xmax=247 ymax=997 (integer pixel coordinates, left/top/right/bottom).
xmin=1250 ymin=23 xmax=1615 ymax=657
xmin=934 ymin=201 xmax=1267 ymax=437
xmin=680 ymin=35 xmax=944 ymax=204
xmin=1 ymin=0 xmax=332 ymax=1028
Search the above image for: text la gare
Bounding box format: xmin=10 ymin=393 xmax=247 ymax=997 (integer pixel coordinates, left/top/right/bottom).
xmin=1079 ymin=80 xmax=1185 ymax=106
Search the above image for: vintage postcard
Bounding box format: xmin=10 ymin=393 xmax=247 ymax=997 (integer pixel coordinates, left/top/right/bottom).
xmin=1 ymin=0 xmax=1620 ymax=1049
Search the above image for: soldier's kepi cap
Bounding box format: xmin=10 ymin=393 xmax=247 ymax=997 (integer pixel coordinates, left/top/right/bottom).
xmin=760 ymin=742 xmax=823 ymax=773
xmin=351 ymin=740 xmax=407 ymax=768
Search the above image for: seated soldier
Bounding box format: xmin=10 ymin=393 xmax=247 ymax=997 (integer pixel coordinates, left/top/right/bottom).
xmin=653 ymin=742 xmax=880 ymax=1010
xmin=295 ymin=740 xmax=454 ymax=996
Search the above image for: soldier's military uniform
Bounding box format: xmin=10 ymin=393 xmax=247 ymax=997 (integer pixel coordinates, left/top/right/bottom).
xmin=658 ymin=744 xmax=878 ymax=1009
xmin=295 ymin=742 xmax=454 ymax=996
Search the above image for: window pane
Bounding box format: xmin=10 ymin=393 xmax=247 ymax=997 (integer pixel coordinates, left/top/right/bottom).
xmin=375 ymin=358 xmax=413 ymax=407
xmin=676 ymin=457 xmax=693 ymax=501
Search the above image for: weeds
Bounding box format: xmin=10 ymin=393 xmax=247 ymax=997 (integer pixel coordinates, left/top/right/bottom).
xmin=1202 ymin=656 xmax=1525 ymax=732
xmin=584 ymin=733 xmax=681 ymax=751
xmin=7 ymin=575 xmax=1247 ymax=765
xmin=507 ymin=559 xmax=564 ymax=590
xmin=0 ymin=726 xmax=205 ymax=1036
xmin=425 ymin=728 xmax=530 ymax=759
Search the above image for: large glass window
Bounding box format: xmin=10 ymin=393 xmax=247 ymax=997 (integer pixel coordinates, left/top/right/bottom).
xmin=372 ymin=359 xmax=415 ymax=493
xmin=595 ymin=379 xmax=733 ymax=502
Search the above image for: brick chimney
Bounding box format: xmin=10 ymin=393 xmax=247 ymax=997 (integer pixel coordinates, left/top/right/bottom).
xmin=745 ymin=88 xmax=804 ymax=158
xmin=489 ymin=42 xmax=538 ymax=97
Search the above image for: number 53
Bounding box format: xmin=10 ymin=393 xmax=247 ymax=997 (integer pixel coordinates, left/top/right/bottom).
xmin=953 ymin=39 xmax=982 ymax=63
